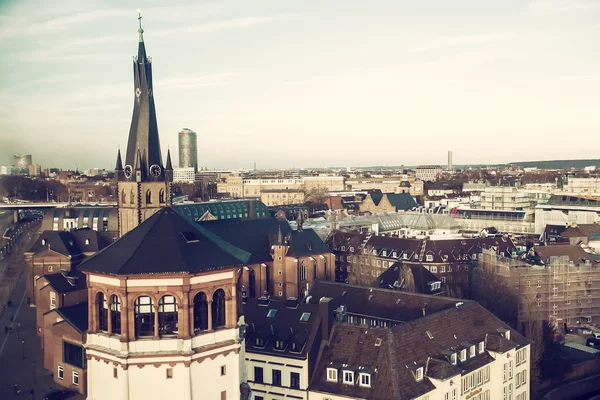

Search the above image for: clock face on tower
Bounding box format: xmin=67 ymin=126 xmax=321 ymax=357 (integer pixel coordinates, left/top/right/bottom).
xmin=150 ymin=164 xmax=162 ymax=177
xmin=124 ymin=165 xmax=133 ymax=178
xmin=135 ymin=87 xmax=141 ymax=98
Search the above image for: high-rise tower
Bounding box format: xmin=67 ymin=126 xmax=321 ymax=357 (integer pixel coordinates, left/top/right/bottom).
xmin=448 ymin=150 xmax=453 ymax=171
xmin=178 ymin=128 xmax=198 ymax=172
xmin=116 ymin=15 xmax=173 ymax=237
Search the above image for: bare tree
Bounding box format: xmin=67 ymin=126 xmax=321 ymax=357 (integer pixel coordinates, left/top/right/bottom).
xmin=302 ymin=186 xmax=329 ymax=204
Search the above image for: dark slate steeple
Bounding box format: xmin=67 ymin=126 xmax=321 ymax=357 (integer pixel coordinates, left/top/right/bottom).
xmin=122 ymin=12 xmax=164 ymax=182
xmin=115 ymin=149 xmax=124 ymax=180
xmin=164 ymin=149 xmax=173 ymax=182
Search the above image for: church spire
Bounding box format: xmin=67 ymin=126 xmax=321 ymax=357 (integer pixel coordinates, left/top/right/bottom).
xmin=115 ymin=148 xmax=123 ymax=171
xmin=122 ymin=14 xmax=163 ymax=183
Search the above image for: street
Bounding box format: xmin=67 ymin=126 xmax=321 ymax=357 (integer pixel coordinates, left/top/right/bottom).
xmin=0 ymin=275 xmax=85 ymax=399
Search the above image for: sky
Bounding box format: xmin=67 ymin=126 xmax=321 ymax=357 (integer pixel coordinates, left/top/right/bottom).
xmin=0 ymin=0 xmax=599 ymax=170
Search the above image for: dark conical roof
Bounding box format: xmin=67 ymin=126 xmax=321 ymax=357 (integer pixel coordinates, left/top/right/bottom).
xmin=115 ymin=149 xmax=123 ymax=171
xmin=134 ymin=148 xmax=142 ymax=171
xmin=79 ymin=207 xmax=251 ymax=275
xmin=165 ymin=149 xmax=173 ymax=170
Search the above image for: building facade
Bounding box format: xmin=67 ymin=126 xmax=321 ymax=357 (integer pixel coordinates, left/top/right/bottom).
xmin=178 ymin=128 xmax=198 ymax=172
xmin=173 ymin=167 xmax=196 ymax=183
xmin=260 ymin=189 xmax=305 ymax=206
xmin=416 ymin=165 xmax=442 ymax=182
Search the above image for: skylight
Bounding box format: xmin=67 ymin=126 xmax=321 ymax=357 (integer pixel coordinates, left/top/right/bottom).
xmin=180 ymin=231 xmax=199 ymax=243
xmin=300 ymin=312 xmax=312 ymax=322
xmin=267 ymin=309 xmax=278 ymax=318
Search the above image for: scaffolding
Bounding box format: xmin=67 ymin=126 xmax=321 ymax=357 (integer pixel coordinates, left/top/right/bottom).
xmin=479 ymin=248 xmax=600 ymax=328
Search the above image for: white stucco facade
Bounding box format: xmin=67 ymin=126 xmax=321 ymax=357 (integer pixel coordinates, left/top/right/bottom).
xmin=86 ymin=330 xmax=241 ymax=400
xmin=246 ymin=352 xmax=308 ymax=400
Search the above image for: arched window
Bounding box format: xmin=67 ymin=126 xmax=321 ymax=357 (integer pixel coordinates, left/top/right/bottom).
xmin=300 ymin=261 xmax=306 ymax=281
xmin=193 ymin=292 xmax=209 ymax=334
xmin=111 ymin=295 xmax=121 ymax=335
xmin=212 ymin=289 xmax=226 ymax=329
xmin=130 ymin=189 xmax=134 ymax=204
xmin=98 ymin=293 xmax=108 ymax=332
xmin=313 ymin=259 xmax=318 ymax=280
xmin=158 ymin=295 xmax=178 ymax=336
xmin=324 ymin=258 xmax=328 ymax=280
xmin=121 ymin=190 xmax=126 ymax=204
xmin=159 ymin=189 xmax=165 ymax=204
xmin=134 ymin=296 xmax=154 ymax=338
xmin=249 ymin=270 xmax=256 ymax=298
xmin=146 ymin=189 xmax=152 ymax=205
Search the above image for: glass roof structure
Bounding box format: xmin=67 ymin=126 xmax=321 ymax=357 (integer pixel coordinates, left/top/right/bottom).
xmin=172 ymin=200 xmax=269 ymax=222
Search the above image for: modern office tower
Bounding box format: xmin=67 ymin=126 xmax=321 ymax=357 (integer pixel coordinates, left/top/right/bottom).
xmin=178 ymin=128 xmax=198 ymax=172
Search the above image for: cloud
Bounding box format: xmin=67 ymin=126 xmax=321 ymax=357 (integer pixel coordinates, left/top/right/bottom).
xmin=530 ymin=0 xmax=600 ymax=15
xmin=415 ymin=32 xmax=518 ymax=51
xmin=560 ymin=75 xmax=600 ymax=81
xmin=0 ymin=74 xmax=83 ymax=93
xmin=152 ymin=16 xmax=276 ymax=37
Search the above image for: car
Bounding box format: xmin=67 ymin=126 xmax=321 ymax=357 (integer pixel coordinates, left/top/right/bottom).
xmin=42 ymin=389 xmax=77 ymax=400
xmin=593 ymin=331 xmax=600 ymax=339
xmin=586 ymin=337 xmax=600 ymax=347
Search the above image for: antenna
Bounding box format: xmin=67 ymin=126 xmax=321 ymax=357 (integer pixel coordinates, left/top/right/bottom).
xmin=137 ymin=9 xmax=142 ymax=29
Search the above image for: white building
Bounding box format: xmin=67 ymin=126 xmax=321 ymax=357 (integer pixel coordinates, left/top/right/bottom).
xmin=1 ymin=165 xmax=12 ymax=175
xmin=535 ymin=194 xmax=600 ymax=234
xmin=565 ymin=177 xmax=600 ymax=197
xmin=415 ymin=165 xmax=442 ymax=182
xmin=79 ymin=209 xmax=247 ymax=400
xmin=173 ymin=167 xmax=196 ymax=183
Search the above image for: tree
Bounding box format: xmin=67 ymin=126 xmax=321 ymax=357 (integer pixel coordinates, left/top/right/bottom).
xmin=302 ymin=186 xmax=329 ymax=204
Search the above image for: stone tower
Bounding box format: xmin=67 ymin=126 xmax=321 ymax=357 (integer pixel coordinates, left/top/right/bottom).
xmin=116 ymin=16 xmax=172 ymax=237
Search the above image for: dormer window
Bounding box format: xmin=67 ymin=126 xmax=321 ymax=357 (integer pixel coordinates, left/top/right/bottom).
xmin=342 ymin=370 xmax=354 ymax=385
xmin=341 ymin=246 xmax=346 ymax=251
xmin=363 ymin=249 xmax=368 ymax=254
xmin=85 ymin=238 xmax=90 ymax=245
xmin=41 ymin=239 xmax=46 ymax=245
xmin=415 ymin=367 xmax=424 ymax=382
xmin=350 ymin=247 xmax=354 ymax=252
xmin=372 ymin=249 xmax=377 ymax=255
xmin=469 ymin=345 xmax=476 ymax=358
xmin=254 ymin=337 xmax=265 ymax=348
xmin=479 ymin=341 xmax=485 ymax=354
xmin=403 ymin=253 xmax=408 ymax=260
xmin=291 ymin=341 xmax=304 ymax=353
xmin=426 ymin=254 xmax=433 ymax=262
xmin=450 ymin=353 xmax=457 ymax=365
xmin=382 ymin=250 xmax=387 ymax=257
xmin=274 ymin=340 xmax=285 ymax=350
xmin=359 ymin=373 xmax=371 ymax=388
xmin=326 ymin=368 xmax=338 ymax=382
xmin=460 ymin=349 xmax=467 ymax=362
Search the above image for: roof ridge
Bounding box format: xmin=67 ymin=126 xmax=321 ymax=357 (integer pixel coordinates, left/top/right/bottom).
xmin=193 ymin=223 xmax=251 ymax=264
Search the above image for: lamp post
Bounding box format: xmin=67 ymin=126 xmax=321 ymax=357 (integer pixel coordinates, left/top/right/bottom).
xmin=21 ymin=339 xmax=25 ymax=360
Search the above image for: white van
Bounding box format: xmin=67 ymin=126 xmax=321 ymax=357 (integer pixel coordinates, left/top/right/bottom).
xmin=593 ymin=331 xmax=600 ymax=339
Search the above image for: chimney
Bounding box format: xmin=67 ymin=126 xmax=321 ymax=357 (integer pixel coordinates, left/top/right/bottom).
xmin=319 ymin=297 xmax=334 ymax=342
xmin=248 ymin=199 xmax=256 ymax=219
xmin=258 ymin=296 xmax=270 ymax=306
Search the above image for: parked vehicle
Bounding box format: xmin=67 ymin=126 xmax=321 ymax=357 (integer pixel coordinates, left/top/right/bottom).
xmin=42 ymin=389 xmax=77 ymax=400
xmin=586 ymin=337 xmax=600 ymax=347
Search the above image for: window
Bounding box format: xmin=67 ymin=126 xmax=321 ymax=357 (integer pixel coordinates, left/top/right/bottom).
xmin=272 ymin=369 xmax=282 ymax=386
xmin=290 ymin=372 xmax=300 ymax=389
xmin=72 ymin=371 xmax=79 ymax=386
xmin=460 ymin=349 xmax=467 ymax=361
xmin=470 ymin=345 xmax=476 ymax=358
xmin=267 ymin=309 xmax=278 ymax=318
xmin=193 ymin=292 xmax=209 ymax=333
xmin=483 ymin=366 xmax=490 ymax=382
xmin=57 ymin=365 xmax=64 ymax=380
xmin=166 ymin=368 xmax=173 ymax=379
xmin=415 ymin=367 xmax=423 ymax=381
xmin=479 ymin=341 xmax=485 ymax=354
xmin=254 ymin=366 xmax=263 ymax=383
xmin=220 ymin=391 xmax=226 ymax=400
xmin=221 ymin=365 xmax=226 ymax=376
xmin=426 ymin=254 xmax=433 ymax=261
xmin=113 ymin=367 xmax=118 ymax=378
xmin=359 ymin=373 xmax=371 ymax=387
xmin=327 ymin=368 xmax=338 ymax=382
xmin=50 ymin=291 xmax=56 ymax=310
xmin=509 ymin=361 xmax=513 ymax=379
xmin=430 ymin=265 xmax=437 ymax=273
xmin=300 ymin=312 xmax=312 ymax=322
xmin=98 ymin=292 xmax=108 ymax=331
xmin=212 ymin=289 xmax=226 ymax=329
xmin=134 ymin=296 xmax=155 ymax=337
xmin=343 ymin=370 xmax=354 ymax=384
xmin=300 ymin=261 xmax=306 ymax=281
xmin=440 ymin=265 xmax=446 ymax=273
xmin=63 ymin=341 xmax=84 ymax=368
xmin=450 ymin=353 xmax=457 ymax=365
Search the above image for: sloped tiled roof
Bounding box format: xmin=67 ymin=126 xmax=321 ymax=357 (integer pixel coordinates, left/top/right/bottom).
xmin=377 ymin=262 xmax=442 ymax=295
xmin=310 ymin=302 xmax=528 ymax=400
xmin=79 ymin=208 xmax=250 ymax=275
xmin=28 ymin=228 xmax=109 ymax=257
xmin=44 ymin=270 xmax=87 ymax=294
xmin=55 ymin=302 xmax=88 ymax=333
xmin=534 ymin=244 xmax=597 ymax=265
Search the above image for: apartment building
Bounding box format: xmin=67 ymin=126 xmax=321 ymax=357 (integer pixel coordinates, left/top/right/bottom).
xmin=477 ymin=246 xmax=600 ymax=327
xmin=416 ymin=165 xmax=442 ymax=182
xmin=306 ymin=282 xmax=530 ymax=400
xmin=172 ymin=167 xmax=196 ymax=183
xmin=565 ymin=177 xmax=600 ymax=196
xmin=260 ymin=189 xmax=305 ymax=206
xmin=218 ymin=176 xmax=344 ymax=198
xmin=327 ymin=231 xmax=518 ymax=296
xmin=243 ymin=296 xmax=334 ymax=400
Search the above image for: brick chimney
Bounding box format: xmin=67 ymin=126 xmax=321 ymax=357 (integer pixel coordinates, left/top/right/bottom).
xmin=319 ymin=297 xmax=334 ymax=342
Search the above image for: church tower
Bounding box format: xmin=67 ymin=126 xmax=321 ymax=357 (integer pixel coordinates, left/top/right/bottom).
xmin=117 ymin=16 xmax=173 ymax=237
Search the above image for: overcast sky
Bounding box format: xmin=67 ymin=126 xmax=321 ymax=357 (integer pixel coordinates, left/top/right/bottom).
xmin=1 ymin=0 xmax=599 ymax=170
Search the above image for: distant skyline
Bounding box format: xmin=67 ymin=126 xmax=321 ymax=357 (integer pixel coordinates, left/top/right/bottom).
xmin=1 ymin=0 xmax=600 ymax=170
